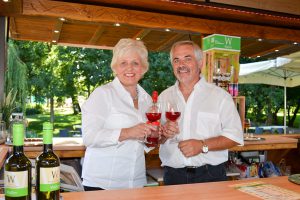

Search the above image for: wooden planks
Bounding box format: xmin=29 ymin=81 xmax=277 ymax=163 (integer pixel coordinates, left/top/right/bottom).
xmin=211 ymin=0 xmax=300 ymax=16
xmin=22 ymin=0 xmax=300 ymax=42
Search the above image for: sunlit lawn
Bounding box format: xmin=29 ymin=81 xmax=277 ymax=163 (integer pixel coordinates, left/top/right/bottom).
xmin=26 ymin=107 xmax=81 ymax=136
xmin=277 ymin=113 xmax=300 ymax=128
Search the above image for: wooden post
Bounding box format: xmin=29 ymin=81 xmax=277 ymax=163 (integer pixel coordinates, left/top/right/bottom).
xmin=0 ymin=17 xmax=7 ymax=103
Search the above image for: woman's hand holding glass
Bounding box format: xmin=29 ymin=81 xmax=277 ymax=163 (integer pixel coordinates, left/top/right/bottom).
xmin=120 ymin=123 xmax=157 ymax=142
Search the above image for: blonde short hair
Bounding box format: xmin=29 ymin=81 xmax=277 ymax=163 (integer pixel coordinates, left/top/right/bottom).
xmin=111 ymin=38 xmax=149 ymax=73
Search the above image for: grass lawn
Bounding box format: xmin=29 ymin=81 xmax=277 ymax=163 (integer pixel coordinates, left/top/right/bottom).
xmin=277 ymin=113 xmax=300 ymax=128
xmin=26 ymin=107 xmax=81 ymax=136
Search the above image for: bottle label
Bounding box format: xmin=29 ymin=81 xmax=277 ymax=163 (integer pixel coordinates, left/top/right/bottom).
xmin=4 ymin=170 xmax=28 ymax=197
xmin=40 ymin=167 xmax=60 ymax=192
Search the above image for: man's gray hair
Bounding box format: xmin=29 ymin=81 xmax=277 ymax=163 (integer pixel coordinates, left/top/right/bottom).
xmin=170 ymin=40 xmax=203 ymax=62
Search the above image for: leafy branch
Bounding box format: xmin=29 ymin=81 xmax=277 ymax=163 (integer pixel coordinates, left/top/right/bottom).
xmin=0 ymin=89 xmax=17 ymax=128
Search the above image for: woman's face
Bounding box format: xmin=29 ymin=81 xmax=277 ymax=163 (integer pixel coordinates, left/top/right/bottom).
xmin=114 ymin=51 xmax=145 ymax=87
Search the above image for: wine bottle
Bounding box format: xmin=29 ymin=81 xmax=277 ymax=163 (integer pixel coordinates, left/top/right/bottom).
xmin=4 ymin=122 xmax=32 ymax=200
xmin=36 ymin=122 xmax=60 ymax=200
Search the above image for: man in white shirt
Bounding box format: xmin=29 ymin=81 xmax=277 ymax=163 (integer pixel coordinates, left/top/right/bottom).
xmin=159 ymin=40 xmax=244 ymax=185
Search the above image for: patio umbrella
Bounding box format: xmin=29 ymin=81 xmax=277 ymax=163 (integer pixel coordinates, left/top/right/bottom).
xmin=239 ymin=51 xmax=300 ymax=133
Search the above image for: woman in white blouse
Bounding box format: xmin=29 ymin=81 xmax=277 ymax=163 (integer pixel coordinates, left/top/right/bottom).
xmin=81 ymin=38 xmax=156 ymax=191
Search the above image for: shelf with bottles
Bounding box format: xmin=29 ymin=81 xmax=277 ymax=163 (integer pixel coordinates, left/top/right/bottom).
xmin=202 ymin=34 xmax=240 ymax=92
xmin=202 ymin=49 xmax=240 ymax=92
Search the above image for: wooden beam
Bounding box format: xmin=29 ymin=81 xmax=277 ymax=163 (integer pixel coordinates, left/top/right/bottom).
xmin=51 ymin=19 xmax=63 ymax=44
xmin=211 ymin=0 xmax=300 ymax=16
xmin=0 ymin=0 xmax=22 ymax=16
xmin=88 ymin=25 xmax=105 ymax=45
xmin=58 ymin=42 xmax=114 ymax=50
xmin=132 ymin=29 xmax=151 ymax=40
xmin=249 ymin=44 xmax=292 ymax=57
xmin=9 ymin=17 xmax=18 ymax=38
xmin=156 ymin=34 xmax=185 ymax=52
xmin=22 ymin=0 xmax=300 ymax=42
xmin=52 ymin=0 xmax=300 ymax=28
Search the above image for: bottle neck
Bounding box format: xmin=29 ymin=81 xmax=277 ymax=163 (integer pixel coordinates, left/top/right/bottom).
xmin=13 ymin=145 xmax=24 ymax=154
xmin=43 ymin=144 xmax=53 ymax=153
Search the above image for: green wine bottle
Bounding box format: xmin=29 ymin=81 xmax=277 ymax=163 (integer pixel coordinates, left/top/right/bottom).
xmin=4 ymin=122 xmax=32 ymax=200
xmin=36 ymin=122 xmax=60 ymax=200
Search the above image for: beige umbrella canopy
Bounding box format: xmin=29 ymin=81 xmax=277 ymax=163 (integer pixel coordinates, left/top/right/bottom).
xmin=239 ymin=51 xmax=300 ymax=133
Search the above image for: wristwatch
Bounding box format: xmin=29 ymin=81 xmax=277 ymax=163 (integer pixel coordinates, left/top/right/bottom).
xmin=201 ymin=140 xmax=209 ymax=153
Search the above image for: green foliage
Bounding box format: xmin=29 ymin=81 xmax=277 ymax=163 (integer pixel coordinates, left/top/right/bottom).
xmin=239 ymin=84 xmax=283 ymax=125
xmin=0 ymin=89 xmax=17 ymax=128
xmin=141 ymin=52 xmax=175 ymax=94
xmin=286 ymin=86 xmax=300 ymax=126
xmin=25 ymin=104 xmax=44 ymax=115
xmin=6 ymin=41 xmax=28 ymax=114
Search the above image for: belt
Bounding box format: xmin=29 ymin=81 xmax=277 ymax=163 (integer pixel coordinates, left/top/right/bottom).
xmin=185 ymin=166 xmax=202 ymax=173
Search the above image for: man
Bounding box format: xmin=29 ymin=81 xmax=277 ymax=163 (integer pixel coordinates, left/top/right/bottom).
xmin=159 ymin=40 xmax=243 ymax=185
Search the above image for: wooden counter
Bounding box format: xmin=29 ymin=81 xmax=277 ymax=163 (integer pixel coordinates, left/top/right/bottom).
xmin=3 ymin=137 xmax=86 ymax=159
xmin=148 ymin=135 xmax=298 ymax=156
xmin=1 ymin=135 xmax=297 ymax=159
xmin=230 ymin=134 xmax=298 ymax=151
xmin=60 ymin=176 xmax=300 ymax=200
xmin=0 ymin=146 xmax=9 ymax=167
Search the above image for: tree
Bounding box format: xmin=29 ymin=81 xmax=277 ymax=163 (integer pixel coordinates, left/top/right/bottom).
xmin=4 ymin=41 xmax=28 ymax=123
xmin=13 ymin=40 xmax=63 ymax=122
xmin=239 ymin=84 xmax=283 ymax=125
xmin=141 ymin=52 xmax=175 ymax=94
xmin=287 ymin=86 xmax=300 ymax=127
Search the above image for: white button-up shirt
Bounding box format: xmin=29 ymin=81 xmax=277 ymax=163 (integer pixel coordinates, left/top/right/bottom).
xmin=159 ymin=77 xmax=244 ymax=168
xmin=81 ymin=77 xmax=152 ymax=189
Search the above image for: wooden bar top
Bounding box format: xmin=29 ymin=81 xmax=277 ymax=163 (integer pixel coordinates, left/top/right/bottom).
xmin=149 ymin=134 xmax=298 ymax=155
xmin=230 ymin=134 xmax=298 ymax=151
xmin=61 ymin=176 xmax=300 ymax=200
xmin=1 ymin=134 xmax=298 ymax=159
xmin=0 ymin=146 xmax=8 ymax=167
xmin=3 ymin=137 xmax=86 ymax=159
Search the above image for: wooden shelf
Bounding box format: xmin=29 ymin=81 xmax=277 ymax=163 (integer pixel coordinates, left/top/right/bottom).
xmin=233 ymin=96 xmax=245 ymax=130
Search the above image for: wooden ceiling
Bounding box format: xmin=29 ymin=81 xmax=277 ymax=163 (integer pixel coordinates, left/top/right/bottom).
xmin=1 ymin=0 xmax=300 ymax=59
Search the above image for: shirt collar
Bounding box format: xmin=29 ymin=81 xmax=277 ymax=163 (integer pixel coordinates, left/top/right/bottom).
xmin=175 ymin=74 xmax=206 ymax=91
xmin=111 ymin=77 xmax=146 ymax=100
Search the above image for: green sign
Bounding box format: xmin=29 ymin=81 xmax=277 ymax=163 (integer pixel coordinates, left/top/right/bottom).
xmin=203 ymin=34 xmax=241 ymax=52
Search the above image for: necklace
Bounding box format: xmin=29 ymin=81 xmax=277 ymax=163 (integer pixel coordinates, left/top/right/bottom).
xmin=132 ymin=88 xmax=139 ymax=101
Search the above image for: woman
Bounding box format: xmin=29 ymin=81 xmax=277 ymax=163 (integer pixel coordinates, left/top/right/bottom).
xmin=81 ymin=38 xmax=156 ymax=190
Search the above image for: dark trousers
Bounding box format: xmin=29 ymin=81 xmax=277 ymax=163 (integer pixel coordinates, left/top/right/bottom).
xmin=163 ymin=162 xmax=227 ymax=185
xmin=83 ymin=185 xmax=104 ymax=191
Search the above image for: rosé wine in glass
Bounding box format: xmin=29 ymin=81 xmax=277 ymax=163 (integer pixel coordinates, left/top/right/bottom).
xmin=146 ymin=113 xmax=162 ymax=122
xmin=166 ymin=112 xmax=181 ymax=121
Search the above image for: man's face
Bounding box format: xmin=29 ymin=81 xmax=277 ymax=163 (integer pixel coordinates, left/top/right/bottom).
xmin=171 ymin=44 xmax=201 ymax=85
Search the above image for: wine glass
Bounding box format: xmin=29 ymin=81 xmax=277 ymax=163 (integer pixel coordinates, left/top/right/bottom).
xmin=165 ymin=101 xmax=181 ymax=143
xmin=145 ymin=103 xmax=161 ymax=123
xmin=143 ymin=103 xmax=161 ymax=146
xmin=244 ymin=118 xmax=251 ymax=138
